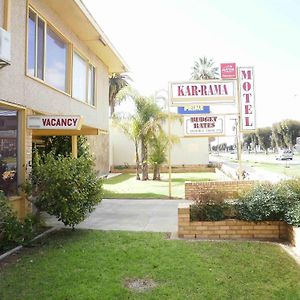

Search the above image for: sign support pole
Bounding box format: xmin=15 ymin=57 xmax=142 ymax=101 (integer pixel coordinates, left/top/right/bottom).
xmin=72 ymin=136 xmax=78 ymax=158
xmin=168 ymin=94 xmax=172 ymax=199
xmin=237 ymin=70 xmax=243 ymax=180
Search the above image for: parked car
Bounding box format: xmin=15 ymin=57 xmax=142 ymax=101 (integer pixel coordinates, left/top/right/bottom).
xmin=276 ymin=149 xmax=293 ymax=160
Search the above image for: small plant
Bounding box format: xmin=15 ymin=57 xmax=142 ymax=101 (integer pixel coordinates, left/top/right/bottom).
xmin=31 ymin=152 xmax=103 ymax=229
xmin=0 ymin=192 xmax=38 ymax=251
xmin=190 ymin=190 xmax=231 ymax=221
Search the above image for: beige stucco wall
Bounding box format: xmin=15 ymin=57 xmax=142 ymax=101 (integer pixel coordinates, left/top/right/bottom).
xmin=87 ymin=134 xmax=109 ymax=175
xmin=0 ymin=0 xmax=4 ymax=28
xmin=0 ymin=0 xmax=111 ymax=174
xmin=110 ymin=120 xmax=209 ymax=167
xmin=0 ymin=0 xmax=109 ymax=131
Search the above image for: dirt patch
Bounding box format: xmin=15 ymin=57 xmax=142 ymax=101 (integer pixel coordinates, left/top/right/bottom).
xmin=124 ymin=278 xmax=157 ymax=292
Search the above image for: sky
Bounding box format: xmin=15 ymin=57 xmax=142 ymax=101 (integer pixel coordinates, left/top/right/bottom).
xmin=83 ymin=0 xmax=300 ymax=128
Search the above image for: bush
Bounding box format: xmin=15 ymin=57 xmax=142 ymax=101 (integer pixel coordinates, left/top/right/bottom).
xmin=32 ymin=152 xmax=103 ymax=229
xmin=0 ymin=192 xmax=37 ymax=251
xmin=190 ymin=201 xmax=230 ymax=221
xmin=235 ymin=182 xmax=297 ymax=222
xmin=190 ymin=190 xmax=231 ymax=221
xmin=285 ymin=202 xmax=300 ymax=227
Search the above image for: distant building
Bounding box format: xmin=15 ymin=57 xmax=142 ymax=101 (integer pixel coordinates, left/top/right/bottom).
xmin=0 ymin=0 xmax=127 ymax=218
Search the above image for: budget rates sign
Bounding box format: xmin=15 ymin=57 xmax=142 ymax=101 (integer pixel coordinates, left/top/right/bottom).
xmin=184 ymin=115 xmax=225 ymax=137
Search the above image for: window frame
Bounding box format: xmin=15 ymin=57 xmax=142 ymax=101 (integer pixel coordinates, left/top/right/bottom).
xmin=72 ymin=49 xmax=96 ymax=107
xmin=26 ymin=6 xmax=97 ymax=107
xmin=26 ymin=6 xmax=71 ymax=95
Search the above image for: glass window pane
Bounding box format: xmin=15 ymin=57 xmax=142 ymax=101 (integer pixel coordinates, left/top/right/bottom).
xmin=27 ymin=10 xmax=36 ymax=76
xmin=72 ymin=52 xmax=87 ymax=102
xmin=45 ymin=27 xmax=67 ymax=92
xmin=0 ymin=110 xmax=18 ymax=196
xmin=88 ymin=65 xmax=95 ymax=106
xmin=37 ymin=17 xmax=45 ymax=80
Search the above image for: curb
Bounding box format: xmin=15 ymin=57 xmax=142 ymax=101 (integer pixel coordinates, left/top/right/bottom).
xmin=0 ymin=227 xmax=57 ymax=261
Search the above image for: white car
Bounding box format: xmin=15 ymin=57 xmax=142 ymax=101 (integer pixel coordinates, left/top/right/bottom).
xmin=276 ymin=149 xmax=293 ymax=160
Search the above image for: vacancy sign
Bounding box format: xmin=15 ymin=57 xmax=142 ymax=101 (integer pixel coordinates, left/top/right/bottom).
xmin=239 ymin=67 xmax=256 ymax=131
xmin=184 ymin=115 xmax=225 ymax=137
xmin=169 ymin=81 xmax=236 ymax=106
xmin=27 ymin=115 xmax=82 ymax=130
xmin=221 ymin=63 xmax=237 ymax=79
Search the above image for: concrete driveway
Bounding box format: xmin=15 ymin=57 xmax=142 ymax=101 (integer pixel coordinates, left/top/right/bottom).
xmin=45 ymin=199 xmax=188 ymax=233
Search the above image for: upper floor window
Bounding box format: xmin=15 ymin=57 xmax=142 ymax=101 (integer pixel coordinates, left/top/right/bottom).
xmin=27 ymin=8 xmax=69 ymax=93
xmin=72 ymin=51 xmax=96 ymax=106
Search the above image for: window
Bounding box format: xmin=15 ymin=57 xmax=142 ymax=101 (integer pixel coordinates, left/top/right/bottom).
xmin=72 ymin=51 xmax=96 ymax=106
xmin=72 ymin=52 xmax=87 ymax=101
xmin=88 ymin=65 xmax=95 ymax=106
xmin=0 ymin=109 xmax=18 ymax=196
xmin=45 ymin=27 xmax=67 ymax=92
xmin=27 ymin=8 xmax=68 ymax=92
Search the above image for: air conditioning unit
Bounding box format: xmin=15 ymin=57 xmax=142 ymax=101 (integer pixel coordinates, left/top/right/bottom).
xmin=0 ymin=27 xmax=11 ymax=64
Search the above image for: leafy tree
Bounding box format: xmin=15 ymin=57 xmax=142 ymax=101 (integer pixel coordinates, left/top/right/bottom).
xmin=279 ymin=119 xmax=300 ymax=149
xmin=271 ymin=122 xmax=285 ymax=150
xmin=191 ymin=56 xmax=219 ymax=80
xmin=243 ymin=132 xmax=258 ymax=153
xmin=31 ymin=152 xmax=103 ymax=229
xmin=256 ymin=127 xmax=272 ymax=154
xmin=109 ymin=73 xmax=131 ymax=116
xmin=35 ymin=136 xmax=89 ymax=158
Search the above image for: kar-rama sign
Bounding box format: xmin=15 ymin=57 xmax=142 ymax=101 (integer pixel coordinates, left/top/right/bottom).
xmin=169 ymin=80 xmax=236 ymax=106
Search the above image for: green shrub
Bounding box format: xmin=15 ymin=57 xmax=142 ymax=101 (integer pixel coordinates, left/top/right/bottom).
xmin=235 ymin=182 xmax=297 ymax=222
xmin=285 ymin=202 xmax=300 ymax=227
xmin=0 ymin=193 xmax=37 ymax=251
xmin=32 ymin=152 xmax=103 ymax=229
xmin=190 ymin=201 xmax=229 ymax=221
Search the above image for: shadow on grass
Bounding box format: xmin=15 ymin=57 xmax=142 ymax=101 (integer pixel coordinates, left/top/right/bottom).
xmin=170 ymin=178 xmax=213 ymax=183
xmin=104 ymin=174 xmax=134 ymax=185
xmin=103 ymin=189 xmax=178 ymax=199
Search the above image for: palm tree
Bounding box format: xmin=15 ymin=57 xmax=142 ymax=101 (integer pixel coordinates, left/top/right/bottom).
xmin=191 ymin=56 xmax=219 ymax=80
xmin=113 ymin=117 xmax=141 ymax=180
xmin=115 ymin=88 xmax=181 ymax=181
xmin=109 ymin=73 xmax=131 ymax=116
xmin=149 ymin=132 xmax=180 ymax=180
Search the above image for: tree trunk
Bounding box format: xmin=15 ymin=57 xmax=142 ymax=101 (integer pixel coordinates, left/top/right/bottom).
xmin=152 ymin=165 xmax=161 ymax=181
xmin=141 ymin=137 xmax=148 ymax=181
xmin=135 ymin=140 xmax=140 ymax=180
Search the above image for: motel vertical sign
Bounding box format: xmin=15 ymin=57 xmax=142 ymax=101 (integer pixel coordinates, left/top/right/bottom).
xmin=238 ymin=67 xmax=256 ymax=131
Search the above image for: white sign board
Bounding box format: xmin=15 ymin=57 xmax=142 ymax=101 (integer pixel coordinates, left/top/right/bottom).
xmin=184 ymin=115 xmax=225 ymax=137
xmin=169 ymin=81 xmax=236 ymax=106
xmin=239 ymin=67 xmax=256 ymax=131
xmin=27 ymin=115 xmax=82 ymax=130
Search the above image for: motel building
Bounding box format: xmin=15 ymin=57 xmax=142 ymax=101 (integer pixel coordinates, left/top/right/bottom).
xmin=0 ymin=0 xmax=128 ymax=218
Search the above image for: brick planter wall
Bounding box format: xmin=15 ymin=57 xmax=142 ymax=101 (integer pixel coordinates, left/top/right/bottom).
xmin=185 ymin=180 xmax=257 ymax=200
xmin=178 ymin=203 xmax=288 ymax=241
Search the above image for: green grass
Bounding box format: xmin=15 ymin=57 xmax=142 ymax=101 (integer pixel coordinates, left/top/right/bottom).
xmin=0 ymin=230 xmax=300 ymax=300
xmin=245 ymin=162 xmax=300 ymax=178
xmin=103 ymin=172 xmax=217 ymax=199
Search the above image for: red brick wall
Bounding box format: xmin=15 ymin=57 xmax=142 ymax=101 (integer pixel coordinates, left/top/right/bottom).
xmin=185 ymin=180 xmax=256 ymax=200
xmin=178 ymin=203 xmax=288 ymax=241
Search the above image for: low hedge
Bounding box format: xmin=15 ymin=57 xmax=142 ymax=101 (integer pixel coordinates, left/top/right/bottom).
xmin=190 ymin=179 xmax=300 ymax=227
xmin=0 ymin=192 xmax=39 ymax=252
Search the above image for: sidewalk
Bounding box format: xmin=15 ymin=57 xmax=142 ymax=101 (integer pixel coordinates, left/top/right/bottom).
xmin=45 ymin=199 xmax=188 ymax=233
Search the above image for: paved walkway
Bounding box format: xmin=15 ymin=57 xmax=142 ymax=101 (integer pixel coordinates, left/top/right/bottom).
xmin=45 ymin=199 xmax=188 ymax=233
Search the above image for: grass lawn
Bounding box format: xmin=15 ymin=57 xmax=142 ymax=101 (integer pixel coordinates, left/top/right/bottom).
xmin=103 ymin=172 xmax=217 ymax=199
xmin=1 ymin=230 xmax=300 ymax=300
xmin=245 ymin=161 xmax=300 ymax=178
